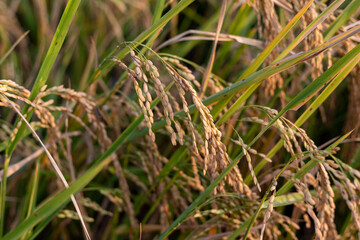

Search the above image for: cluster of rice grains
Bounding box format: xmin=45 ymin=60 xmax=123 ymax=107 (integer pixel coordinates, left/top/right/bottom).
xmin=0 ymin=83 xmax=113 ymax=186
xmin=0 ymin=79 xmax=143 ymax=234
xmin=232 ymin=106 xmax=360 ymax=239
xmin=248 ymin=0 xmax=331 ymax=99
xmin=113 ymin=46 xmax=252 ymax=197
xmin=111 ymin=45 xmax=360 ymax=239
xmin=248 ymin=0 xmax=360 ymax=164
xmin=2 ymin=0 xmax=360 ymax=239
xmin=0 ymin=80 xmax=110 ymax=145
xmin=248 ymin=0 xmax=284 ymax=97
xmin=3 ymin=42 xmax=360 ymax=238
xmin=291 ymin=0 xmax=325 ymax=79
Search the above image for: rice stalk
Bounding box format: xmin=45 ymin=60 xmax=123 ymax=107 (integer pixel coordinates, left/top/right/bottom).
xmin=0 ymin=93 xmax=91 ymax=240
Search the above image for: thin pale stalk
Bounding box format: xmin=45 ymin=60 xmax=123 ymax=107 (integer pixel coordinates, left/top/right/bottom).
xmin=0 ymin=31 xmax=30 ymax=65
xmin=1 ymin=94 xmax=91 ymax=240
xmin=200 ymin=0 xmax=226 ymax=98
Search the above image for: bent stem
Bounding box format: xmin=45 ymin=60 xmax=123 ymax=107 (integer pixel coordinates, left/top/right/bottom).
xmin=1 ymin=94 xmax=91 ymax=240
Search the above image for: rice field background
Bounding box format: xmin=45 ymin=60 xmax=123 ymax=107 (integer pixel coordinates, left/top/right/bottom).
xmin=1 ymin=0 xmax=360 ymax=239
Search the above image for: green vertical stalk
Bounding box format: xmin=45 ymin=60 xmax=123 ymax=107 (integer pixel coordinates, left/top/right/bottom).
xmin=0 ymin=0 xmax=81 ymax=237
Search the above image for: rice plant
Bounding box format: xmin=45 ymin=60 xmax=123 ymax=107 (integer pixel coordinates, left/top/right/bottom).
xmin=1 ymin=0 xmax=360 ymax=239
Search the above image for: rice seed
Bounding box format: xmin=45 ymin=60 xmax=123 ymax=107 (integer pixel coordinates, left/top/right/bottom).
xmin=232 ymin=138 xmax=261 ymax=192
xmin=260 ymin=179 xmax=277 ymax=240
